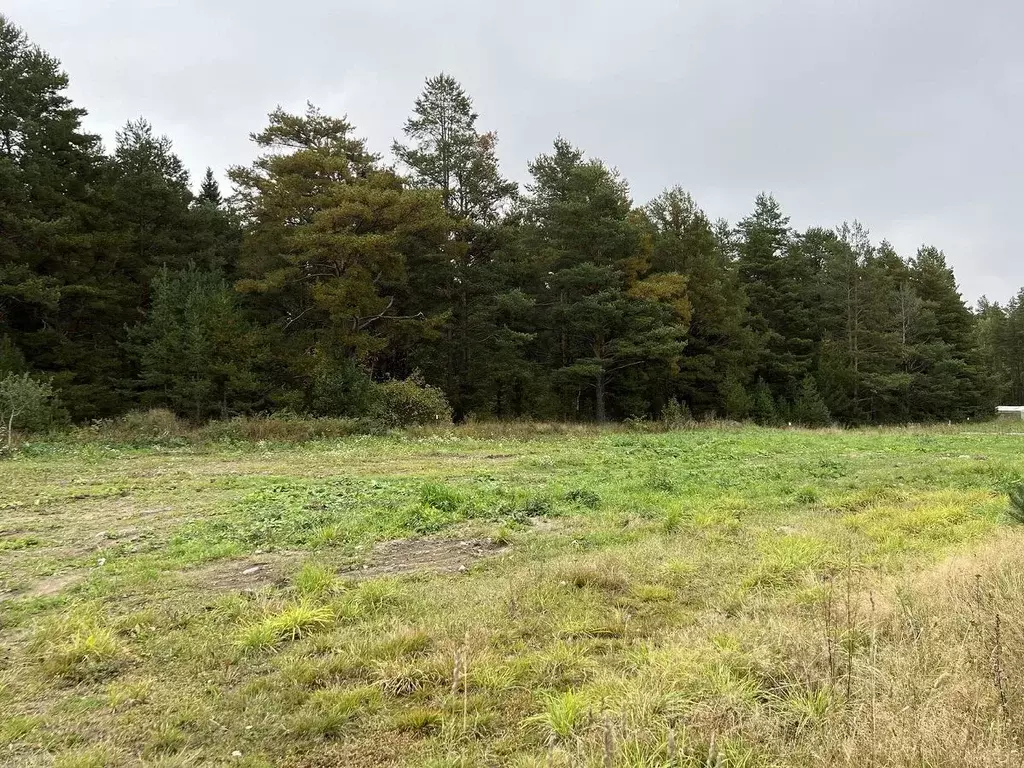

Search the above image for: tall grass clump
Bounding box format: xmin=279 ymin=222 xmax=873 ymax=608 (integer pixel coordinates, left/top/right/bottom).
xmin=1007 ymin=482 xmax=1024 ymax=524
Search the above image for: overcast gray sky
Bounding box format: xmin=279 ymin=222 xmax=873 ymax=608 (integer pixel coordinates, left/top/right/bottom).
xmin=7 ymin=0 xmax=1021 ymax=304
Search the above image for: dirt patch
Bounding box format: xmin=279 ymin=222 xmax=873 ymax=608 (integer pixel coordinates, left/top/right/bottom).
xmin=186 ymin=553 xmax=297 ymax=593
xmin=184 ymin=537 xmax=510 ymax=594
xmin=0 ymin=571 xmax=84 ymax=602
xmin=343 ymin=537 xmax=510 ymax=580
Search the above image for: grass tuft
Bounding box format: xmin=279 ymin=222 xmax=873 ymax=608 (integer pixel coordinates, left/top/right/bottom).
xmin=238 ymin=601 xmax=333 ymax=650
xmin=526 ymin=690 xmax=591 ymax=744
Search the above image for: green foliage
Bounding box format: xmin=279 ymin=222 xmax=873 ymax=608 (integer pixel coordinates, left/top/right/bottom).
xmin=125 ymin=265 xmax=259 ymax=421
xmin=527 ymin=691 xmax=590 ymax=743
xmin=792 ymin=376 xmax=831 ymax=427
xmin=749 ymin=379 xmax=778 ymax=426
xmin=370 ymin=374 xmax=453 ymax=428
xmin=722 ymin=376 xmax=750 ymax=421
xmin=661 ymin=397 xmax=692 ymax=428
xmin=0 ymin=16 xmax=1010 ymax=428
xmin=239 ymin=602 xmax=334 ymax=650
xmin=0 ymin=372 xmax=59 ymax=448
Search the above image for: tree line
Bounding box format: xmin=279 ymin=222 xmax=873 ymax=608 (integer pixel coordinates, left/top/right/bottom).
xmin=1 ymin=14 xmax=1020 ymax=428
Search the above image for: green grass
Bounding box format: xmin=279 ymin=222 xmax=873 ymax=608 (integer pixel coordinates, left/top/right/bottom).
xmin=1 ymin=423 xmax=1024 ymax=766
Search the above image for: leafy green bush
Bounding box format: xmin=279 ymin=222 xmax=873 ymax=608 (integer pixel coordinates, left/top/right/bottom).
xmin=369 ymin=373 xmax=453 ymax=429
xmin=0 ymin=372 xmax=61 ymax=450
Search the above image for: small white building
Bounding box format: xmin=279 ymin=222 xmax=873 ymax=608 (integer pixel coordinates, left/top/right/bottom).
xmin=996 ymin=406 xmax=1024 ymax=420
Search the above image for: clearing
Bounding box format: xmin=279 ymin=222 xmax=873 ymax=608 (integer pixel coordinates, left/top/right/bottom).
xmin=1 ymin=425 xmax=1023 ymax=767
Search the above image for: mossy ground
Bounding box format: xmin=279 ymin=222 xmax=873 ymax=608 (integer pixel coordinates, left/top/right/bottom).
xmin=2 ymin=423 xmax=1023 ymax=766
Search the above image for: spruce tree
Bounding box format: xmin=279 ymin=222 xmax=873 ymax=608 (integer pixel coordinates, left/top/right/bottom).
xmin=196 ymin=167 xmax=223 ymax=207
xmin=125 ymin=266 xmax=260 ymax=419
xmin=793 ymin=376 xmax=831 ymax=426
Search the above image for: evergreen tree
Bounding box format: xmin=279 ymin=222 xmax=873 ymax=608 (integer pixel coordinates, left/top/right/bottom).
xmin=0 ymin=15 xmax=115 ymax=418
xmin=523 ymin=140 xmax=688 ymax=420
xmin=393 ymin=74 xmax=518 ymax=417
xmin=645 ymin=187 xmax=750 ymax=416
xmin=231 ymin=104 xmax=451 ymax=412
xmin=749 ymin=378 xmax=778 ymax=425
xmin=908 ymin=246 xmax=987 ymax=419
xmin=196 ymin=167 xmax=222 ymax=207
xmin=735 ymin=194 xmax=816 ymax=401
xmin=125 ymin=266 xmax=259 ymax=419
xmin=393 ymin=73 xmax=516 ymax=223
xmin=793 ymin=375 xmax=831 ymax=426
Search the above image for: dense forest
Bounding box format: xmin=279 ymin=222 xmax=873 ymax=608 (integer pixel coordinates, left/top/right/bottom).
xmin=2 ymin=14 xmax=1022 ymax=429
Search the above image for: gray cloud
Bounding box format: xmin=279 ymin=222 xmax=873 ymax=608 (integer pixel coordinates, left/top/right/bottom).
xmin=8 ymin=0 xmax=1021 ymax=303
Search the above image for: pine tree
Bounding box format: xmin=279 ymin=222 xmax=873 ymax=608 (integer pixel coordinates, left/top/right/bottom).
xmin=392 ymin=74 xmax=518 ymax=417
xmin=0 ymin=15 xmax=111 ymax=417
xmin=523 ymin=140 xmax=688 ymax=420
xmin=393 ymin=73 xmax=516 ymax=223
xmin=231 ymin=104 xmax=451 ymax=412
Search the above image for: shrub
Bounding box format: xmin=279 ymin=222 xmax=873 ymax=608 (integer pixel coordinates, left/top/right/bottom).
xmin=661 ymin=397 xmax=693 ymax=428
xmin=114 ymin=408 xmax=186 ymax=439
xmin=369 ymin=373 xmax=452 ymax=429
xmin=0 ymin=372 xmax=60 ymax=450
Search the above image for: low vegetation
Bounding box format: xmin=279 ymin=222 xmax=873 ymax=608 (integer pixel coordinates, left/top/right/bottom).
xmin=2 ymin=423 xmax=1024 ymax=766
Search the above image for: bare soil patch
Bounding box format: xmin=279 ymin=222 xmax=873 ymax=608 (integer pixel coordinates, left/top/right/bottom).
xmin=343 ymin=536 xmax=510 ymax=580
xmin=186 ymin=553 xmax=297 ymax=593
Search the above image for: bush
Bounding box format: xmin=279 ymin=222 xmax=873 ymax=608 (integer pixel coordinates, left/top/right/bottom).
xmin=115 ymin=408 xmax=186 ymax=439
xmin=661 ymin=397 xmax=693 ymax=428
xmin=0 ymin=372 xmax=61 ymax=450
xmin=369 ymin=373 xmax=453 ymax=429
xmin=83 ymin=409 xmax=188 ymax=445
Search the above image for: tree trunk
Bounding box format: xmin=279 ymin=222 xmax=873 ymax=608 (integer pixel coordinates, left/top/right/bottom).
xmin=595 ymin=369 xmax=606 ymax=422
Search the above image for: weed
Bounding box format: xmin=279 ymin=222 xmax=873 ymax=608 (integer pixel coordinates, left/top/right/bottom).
xmin=393 ymin=707 xmax=443 ymax=734
xmin=39 ymin=619 xmax=125 ymax=682
xmin=54 ymin=748 xmax=118 ymax=768
xmin=794 ymin=485 xmax=820 ymax=504
xmin=420 ymin=482 xmax=465 ymax=513
xmin=564 ymin=488 xmax=601 ymax=509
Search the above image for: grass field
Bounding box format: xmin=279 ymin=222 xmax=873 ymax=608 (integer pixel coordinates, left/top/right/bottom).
xmin=2 ymin=423 xmax=1024 ymax=767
